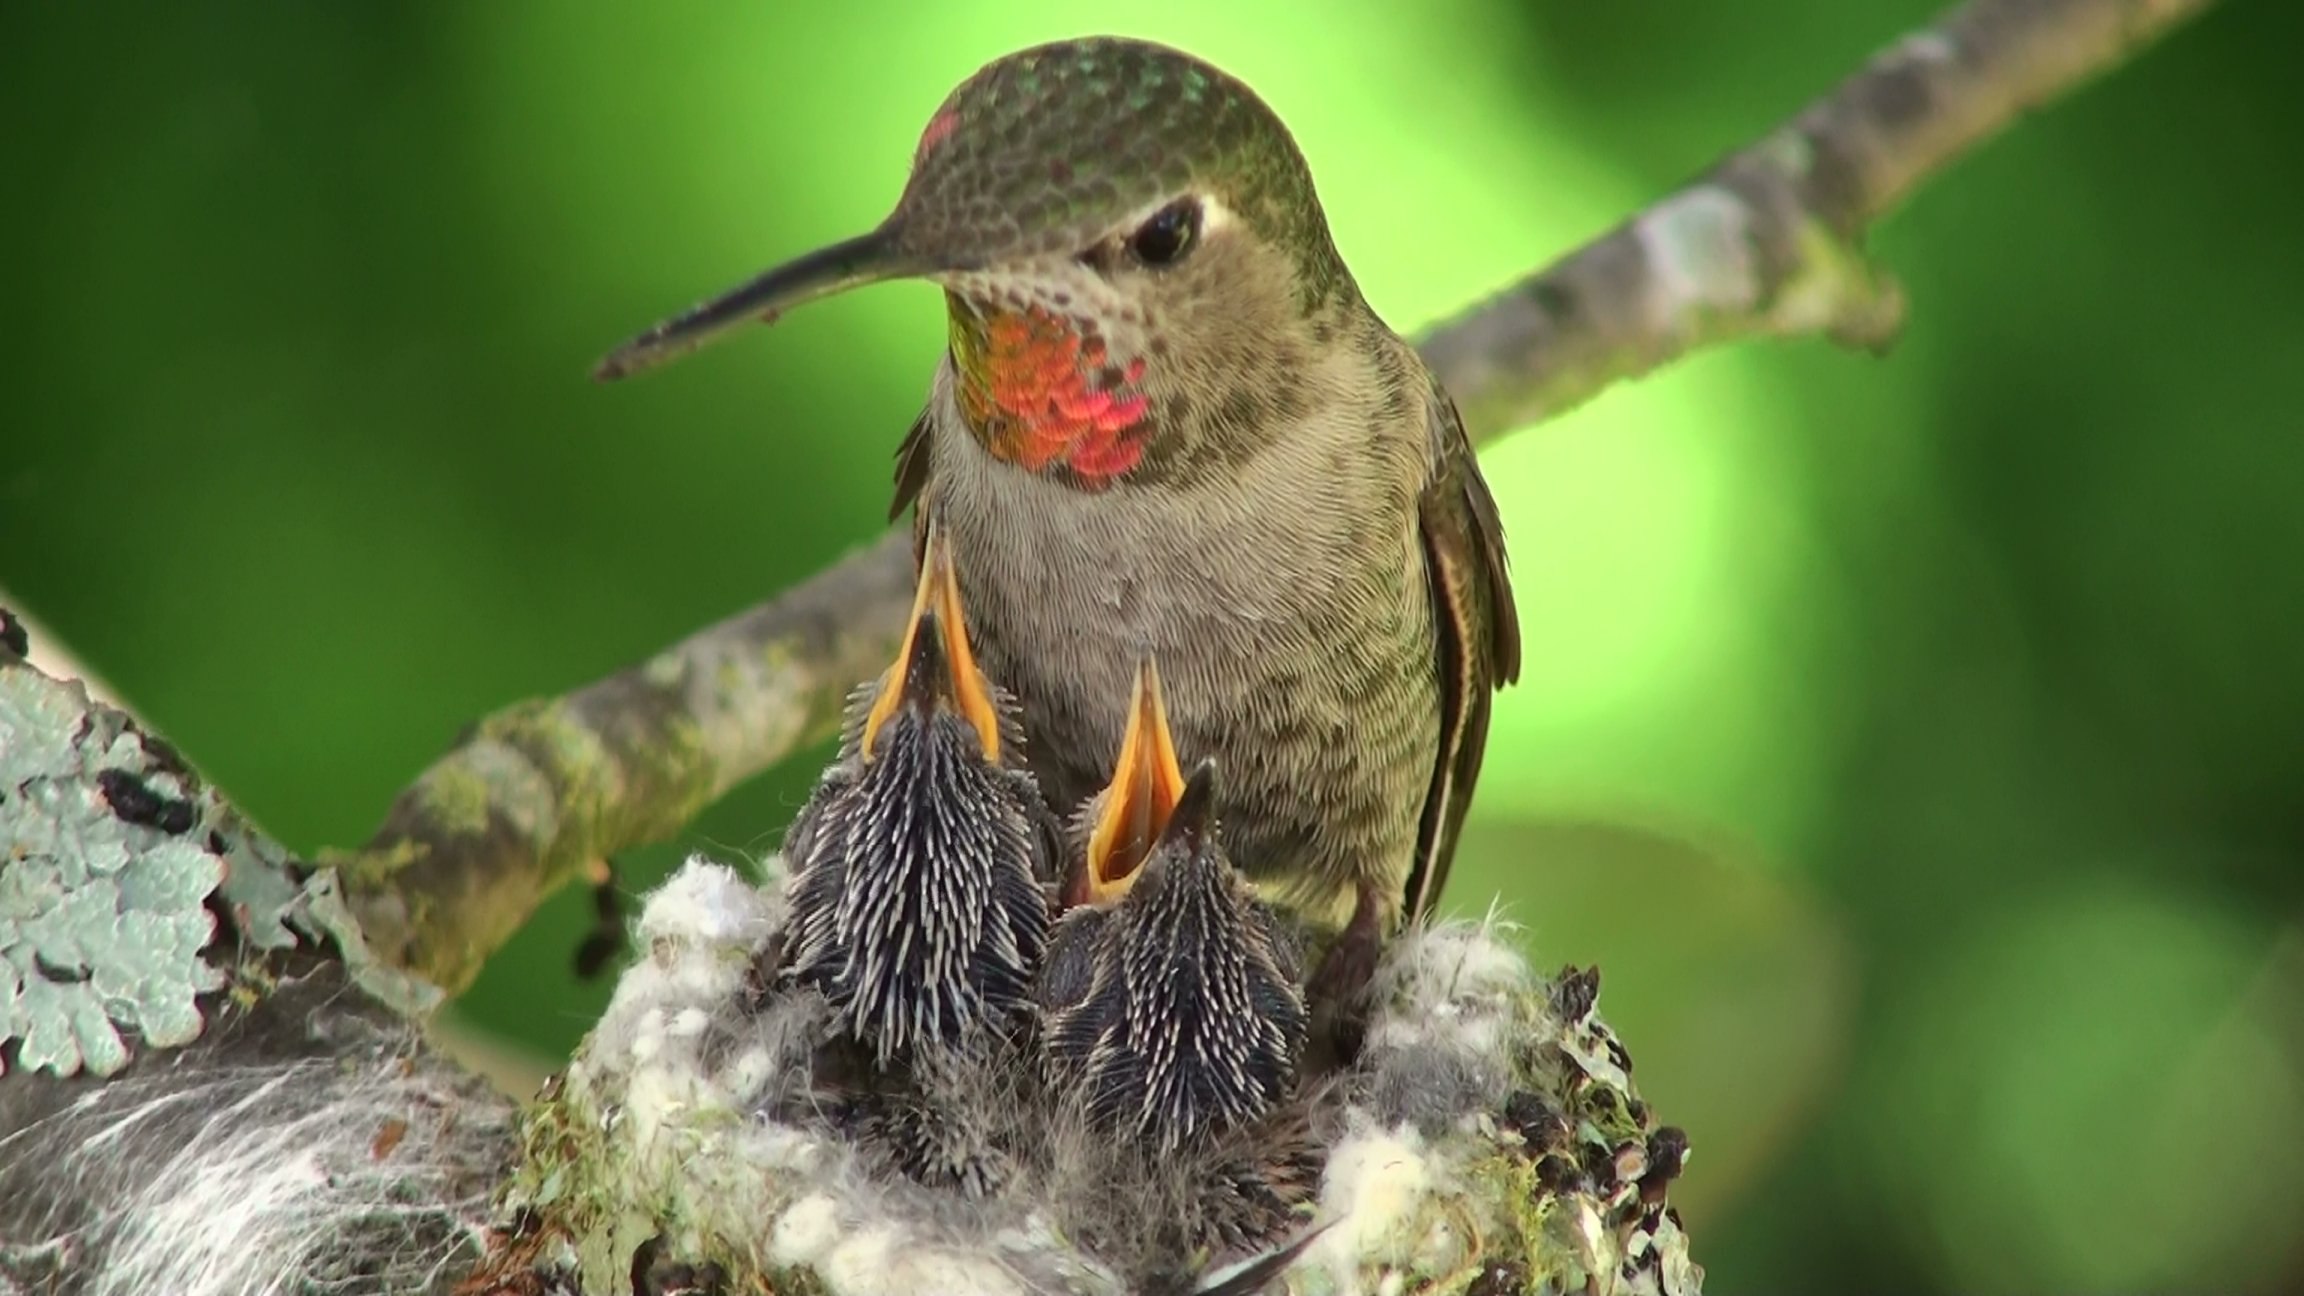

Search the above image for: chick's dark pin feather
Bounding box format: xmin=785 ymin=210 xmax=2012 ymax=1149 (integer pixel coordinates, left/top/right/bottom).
xmin=779 ymin=526 xmax=1055 ymax=1065
xmin=1039 ymin=660 xmax=1308 ymax=1156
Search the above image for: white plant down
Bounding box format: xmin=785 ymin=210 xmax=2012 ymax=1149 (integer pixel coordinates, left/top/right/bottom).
xmin=0 ymin=1004 xmax=511 ymax=1296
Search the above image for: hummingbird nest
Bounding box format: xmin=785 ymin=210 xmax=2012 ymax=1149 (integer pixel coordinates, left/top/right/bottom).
xmin=510 ymin=857 xmax=1702 ymax=1295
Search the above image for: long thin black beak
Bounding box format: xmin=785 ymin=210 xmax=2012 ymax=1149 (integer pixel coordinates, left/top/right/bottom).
xmin=592 ymin=226 xmax=921 ymax=381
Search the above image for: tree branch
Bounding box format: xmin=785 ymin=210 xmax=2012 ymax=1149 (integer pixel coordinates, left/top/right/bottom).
xmin=331 ymin=539 xmax=915 ymax=991
xmin=333 ymin=0 xmax=2219 ymax=993
xmin=1422 ymin=0 xmax=2215 ymax=434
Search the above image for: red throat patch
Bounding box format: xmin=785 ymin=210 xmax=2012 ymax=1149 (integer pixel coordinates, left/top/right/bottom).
xmin=949 ymin=302 xmax=1152 ymax=484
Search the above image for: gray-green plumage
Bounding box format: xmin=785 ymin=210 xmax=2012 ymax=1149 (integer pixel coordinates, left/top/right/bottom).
xmin=598 ymin=37 xmax=1521 ymax=1003
xmin=884 ymin=39 xmax=1354 ymax=313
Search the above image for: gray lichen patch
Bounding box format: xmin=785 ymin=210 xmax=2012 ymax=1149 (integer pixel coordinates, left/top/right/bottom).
xmin=299 ymin=869 xmax=448 ymax=1019
xmin=3 ymin=665 xmax=227 ymax=1077
xmin=510 ymin=856 xmax=1705 ymax=1295
xmin=0 ymin=650 xmax=385 ymax=1076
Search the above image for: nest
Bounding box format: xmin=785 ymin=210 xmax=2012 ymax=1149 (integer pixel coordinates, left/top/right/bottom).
xmin=506 ymin=857 xmax=1703 ymax=1295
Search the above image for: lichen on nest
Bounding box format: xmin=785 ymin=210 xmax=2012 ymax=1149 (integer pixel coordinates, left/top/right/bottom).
xmin=510 ymin=857 xmax=1703 ymax=1295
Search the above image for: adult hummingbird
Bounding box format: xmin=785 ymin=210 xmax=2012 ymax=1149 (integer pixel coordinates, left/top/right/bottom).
xmin=599 ymin=37 xmax=1521 ymax=1006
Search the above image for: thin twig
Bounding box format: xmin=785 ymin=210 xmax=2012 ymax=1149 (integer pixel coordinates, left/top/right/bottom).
xmin=335 ymin=0 xmax=2218 ymax=994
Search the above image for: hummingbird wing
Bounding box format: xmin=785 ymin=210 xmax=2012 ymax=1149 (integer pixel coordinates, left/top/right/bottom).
xmin=889 ymin=405 xmax=934 ymax=525
xmin=1402 ymin=382 xmax=1521 ymax=924
xmin=891 ymin=406 xmax=946 ymax=595
xmin=1187 ymin=1219 xmax=1334 ymax=1295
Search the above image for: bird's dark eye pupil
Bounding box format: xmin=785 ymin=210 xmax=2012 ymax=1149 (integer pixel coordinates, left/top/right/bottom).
xmin=1128 ymin=199 xmax=1200 ymax=266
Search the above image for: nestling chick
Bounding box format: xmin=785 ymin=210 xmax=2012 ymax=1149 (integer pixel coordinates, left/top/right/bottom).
xmin=779 ymin=525 xmax=1057 ymax=1067
xmin=1039 ymin=659 xmax=1308 ymax=1157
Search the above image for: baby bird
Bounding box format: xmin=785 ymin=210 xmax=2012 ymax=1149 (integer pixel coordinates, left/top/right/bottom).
xmin=1039 ymin=659 xmax=1308 ymax=1157
xmin=779 ymin=523 xmax=1056 ymax=1067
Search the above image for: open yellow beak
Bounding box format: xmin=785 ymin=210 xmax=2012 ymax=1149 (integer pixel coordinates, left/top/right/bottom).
xmin=1076 ymin=658 xmax=1188 ymax=908
xmin=858 ymin=524 xmax=1002 ymax=764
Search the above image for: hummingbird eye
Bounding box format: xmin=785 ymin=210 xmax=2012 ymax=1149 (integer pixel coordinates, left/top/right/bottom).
xmin=1125 ymin=198 xmax=1201 ymax=268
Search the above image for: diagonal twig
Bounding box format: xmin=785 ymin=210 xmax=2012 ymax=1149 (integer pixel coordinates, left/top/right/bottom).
xmin=332 ymin=0 xmax=2219 ymax=994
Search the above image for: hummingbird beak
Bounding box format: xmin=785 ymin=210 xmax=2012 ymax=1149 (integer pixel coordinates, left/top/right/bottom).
xmin=1159 ymin=758 xmax=1220 ymax=857
xmin=859 ymin=523 xmax=1002 ymax=763
xmin=593 ymin=225 xmax=929 ymax=381
xmin=1079 ymin=659 xmax=1188 ymax=908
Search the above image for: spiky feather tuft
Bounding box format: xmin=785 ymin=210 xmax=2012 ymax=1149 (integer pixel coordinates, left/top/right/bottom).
xmin=1041 ymin=825 xmax=1306 ymax=1155
xmin=782 ymin=694 xmax=1054 ymax=1067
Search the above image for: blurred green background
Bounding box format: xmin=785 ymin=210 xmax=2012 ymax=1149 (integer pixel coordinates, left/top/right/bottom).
xmin=5 ymin=1 xmax=2301 ymax=1291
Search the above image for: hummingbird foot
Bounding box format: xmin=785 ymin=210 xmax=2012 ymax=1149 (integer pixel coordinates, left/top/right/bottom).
xmin=1304 ymin=880 xmax=1385 ymax=1071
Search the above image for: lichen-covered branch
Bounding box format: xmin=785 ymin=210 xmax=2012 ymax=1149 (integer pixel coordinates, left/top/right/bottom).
xmin=334 ymin=0 xmax=2218 ymax=994
xmin=0 ymin=641 xmax=519 ymax=1295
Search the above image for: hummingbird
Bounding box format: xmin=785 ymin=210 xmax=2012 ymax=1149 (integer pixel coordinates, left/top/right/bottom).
xmin=776 ymin=522 xmax=1057 ymax=1069
xmin=1037 ymin=659 xmax=1307 ymax=1156
xmin=599 ymin=36 xmax=1521 ymax=1013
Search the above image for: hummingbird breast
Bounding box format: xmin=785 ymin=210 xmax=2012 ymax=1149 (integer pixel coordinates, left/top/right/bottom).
xmin=924 ymin=366 xmax=1441 ymax=921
